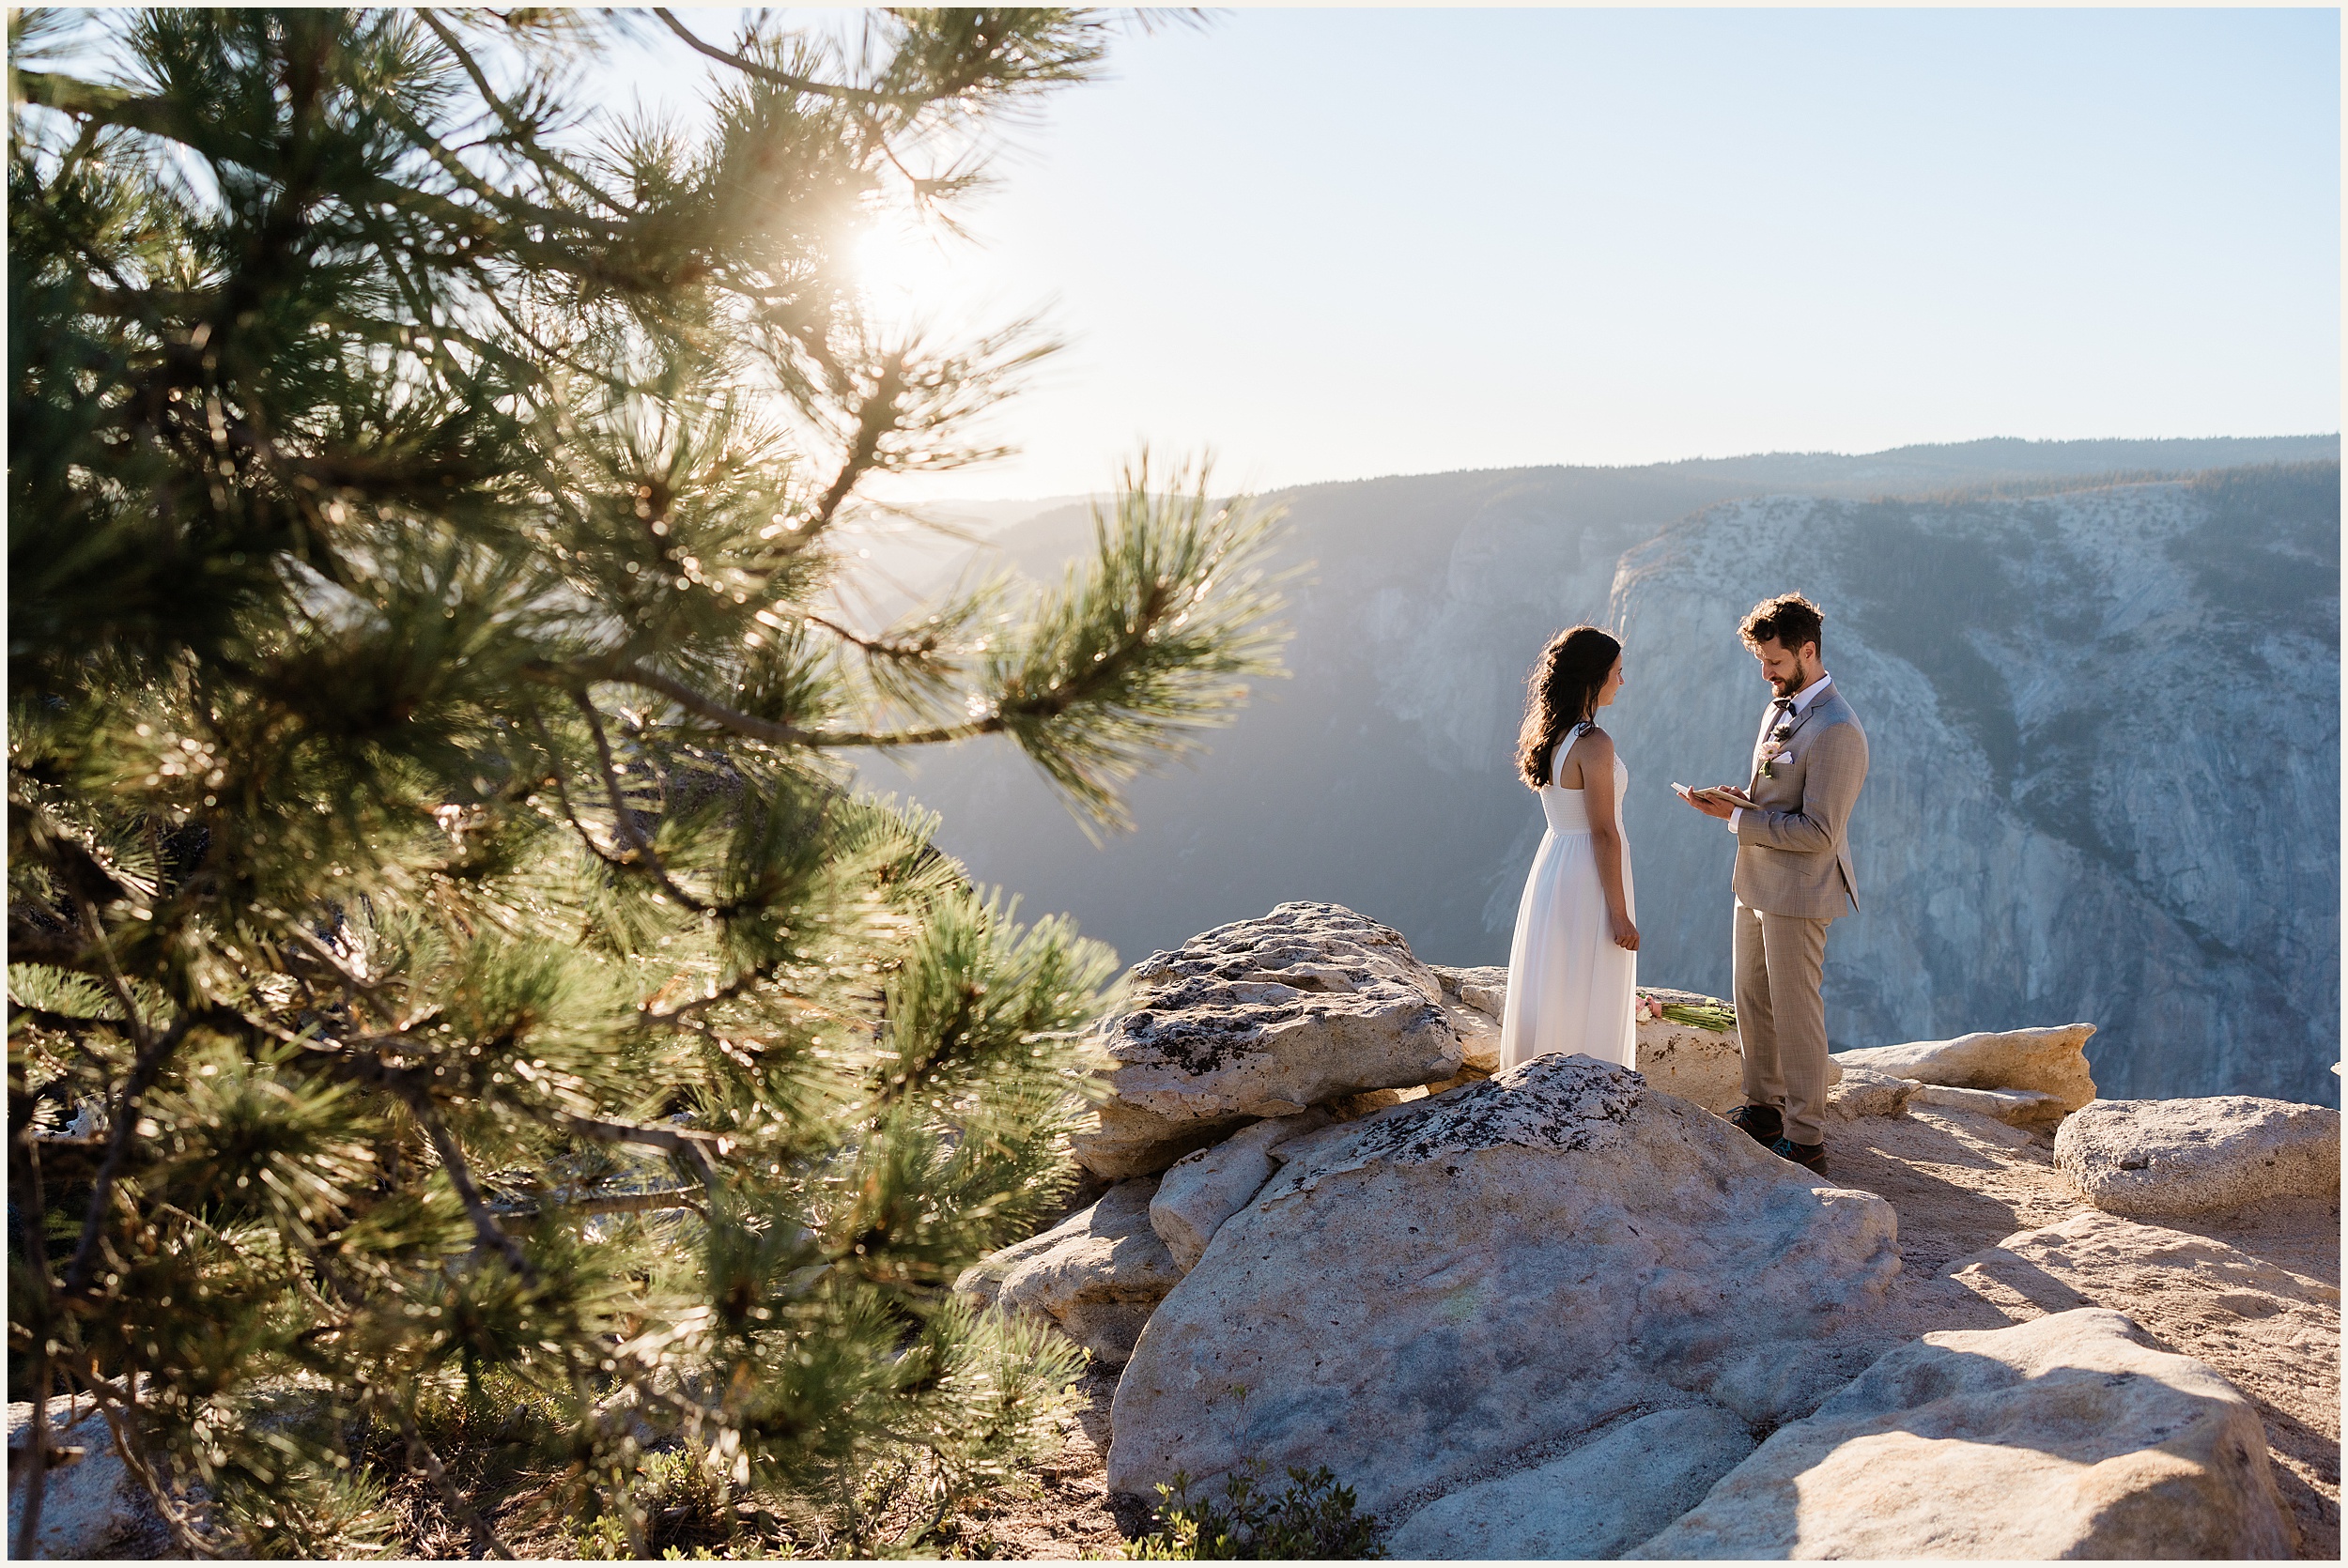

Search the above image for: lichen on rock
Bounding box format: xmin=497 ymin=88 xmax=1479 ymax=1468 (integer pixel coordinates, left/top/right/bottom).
xmin=1105 ymin=1054 xmax=1901 ymax=1516
xmin=1259 ymin=1053 xmax=1646 ymax=1202
xmin=1069 ymin=902 xmax=1466 ymax=1178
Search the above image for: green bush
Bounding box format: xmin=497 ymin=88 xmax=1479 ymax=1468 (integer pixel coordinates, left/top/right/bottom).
xmin=561 ymin=1444 xmax=740 ymax=1561
xmin=1126 ymin=1464 xmax=1383 ymax=1560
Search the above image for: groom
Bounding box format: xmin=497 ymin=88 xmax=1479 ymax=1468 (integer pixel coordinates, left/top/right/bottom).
xmin=1682 ymin=592 xmax=1867 ymax=1176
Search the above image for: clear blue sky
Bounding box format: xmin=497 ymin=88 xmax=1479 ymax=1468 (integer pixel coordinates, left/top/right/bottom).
xmin=100 ymin=6 xmax=2344 ymax=501
xmin=811 ymin=4 xmax=2340 ymax=500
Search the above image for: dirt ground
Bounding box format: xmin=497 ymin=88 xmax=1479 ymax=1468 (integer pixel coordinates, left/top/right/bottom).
xmin=958 ymin=1101 xmax=2341 ymax=1560
xmin=1842 ymin=1106 xmax=2341 ymax=1560
xmin=933 ymin=1367 xmax=1144 ymax=1560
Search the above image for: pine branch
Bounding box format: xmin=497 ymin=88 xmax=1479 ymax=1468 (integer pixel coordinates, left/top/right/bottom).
xmin=60 ymin=1013 xmax=195 ymax=1300
xmin=405 ymin=1097 xmax=534 ymax=1280
xmin=541 ymin=1109 xmax=723 ymax=1193
xmin=496 ymin=1185 xmax=705 ymax=1220
xmin=810 ymin=354 xmax=910 ymax=533
xmin=76 ymin=1374 xmax=224 ymax=1558
xmin=533 ymin=658 xmax=819 ymax=746
xmin=571 ymin=690 xmax=714 ymax=913
xmin=802 ymin=612 xmax=939 ymax=664
xmin=25 ymin=57 xmax=628 ymax=246
xmin=652 ymin=10 xmax=922 ymax=109
xmin=547 ymin=527 xmax=1277 ymax=759
xmin=415 ymin=11 xmax=641 ymax=223
xmin=13 ymin=69 xmax=178 ymax=139
xmin=640 ymin=972 xmax=760 ymax=1027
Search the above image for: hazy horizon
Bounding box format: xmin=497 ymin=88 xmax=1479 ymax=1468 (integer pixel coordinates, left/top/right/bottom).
xmin=863 ymin=431 xmax=2348 ymax=515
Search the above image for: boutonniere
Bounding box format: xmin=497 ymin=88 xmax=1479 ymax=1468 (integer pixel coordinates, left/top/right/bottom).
xmin=1757 ymin=712 xmax=1796 ymax=778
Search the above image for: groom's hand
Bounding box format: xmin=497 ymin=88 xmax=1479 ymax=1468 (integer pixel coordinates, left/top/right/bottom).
xmin=1685 ymin=786 xmax=1738 ymax=821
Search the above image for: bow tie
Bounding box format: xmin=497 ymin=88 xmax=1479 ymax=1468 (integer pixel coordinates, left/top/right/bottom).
xmin=1769 ymin=697 xmax=1796 ymax=720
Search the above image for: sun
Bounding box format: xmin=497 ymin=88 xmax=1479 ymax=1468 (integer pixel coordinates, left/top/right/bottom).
xmin=848 ymin=214 xmax=968 ymax=337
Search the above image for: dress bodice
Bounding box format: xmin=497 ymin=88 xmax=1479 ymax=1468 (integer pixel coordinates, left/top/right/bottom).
xmin=1539 ymin=726 xmax=1629 ymax=835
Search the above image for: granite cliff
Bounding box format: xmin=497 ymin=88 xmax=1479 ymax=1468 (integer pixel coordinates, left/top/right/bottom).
xmin=1608 ymin=463 xmax=2339 ymax=1104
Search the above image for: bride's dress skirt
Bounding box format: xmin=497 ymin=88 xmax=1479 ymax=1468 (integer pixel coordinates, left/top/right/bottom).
xmin=1500 ymin=791 xmax=1637 ymax=1071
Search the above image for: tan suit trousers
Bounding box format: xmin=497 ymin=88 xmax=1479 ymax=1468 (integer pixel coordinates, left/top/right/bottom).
xmin=1733 ymin=899 xmax=1832 ymax=1145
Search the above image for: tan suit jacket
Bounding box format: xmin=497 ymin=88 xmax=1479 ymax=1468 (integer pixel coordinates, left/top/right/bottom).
xmin=1733 ymin=684 xmax=1867 ymax=920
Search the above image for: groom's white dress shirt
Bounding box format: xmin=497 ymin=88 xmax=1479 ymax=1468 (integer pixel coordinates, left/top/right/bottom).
xmin=1727 ymin=670 xmax=1832 ymax=835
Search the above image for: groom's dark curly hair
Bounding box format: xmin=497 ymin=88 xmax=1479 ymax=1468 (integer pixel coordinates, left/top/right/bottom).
xmin=1740 ymin=592 xmax=1825 ymax=656
xmin=1517 ymin=624 xmax=1619 ymax=788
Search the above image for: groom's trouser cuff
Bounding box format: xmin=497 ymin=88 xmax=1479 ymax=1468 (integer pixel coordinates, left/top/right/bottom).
xmin=1732 ymin=900 xmax=1832 ymax=1145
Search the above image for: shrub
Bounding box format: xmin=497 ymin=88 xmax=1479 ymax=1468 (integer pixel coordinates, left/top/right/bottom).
xmin=1126 ymin=1464 xmax=1383 ymax=1560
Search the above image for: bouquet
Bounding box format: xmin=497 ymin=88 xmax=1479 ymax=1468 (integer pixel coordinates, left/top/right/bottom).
xmin=1635 ymin=991 xmax=1738 ymax=1033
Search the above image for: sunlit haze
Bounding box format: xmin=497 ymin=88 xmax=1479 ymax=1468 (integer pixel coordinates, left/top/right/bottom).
xmin=594 ymin=8 xmax=2340 ymax=500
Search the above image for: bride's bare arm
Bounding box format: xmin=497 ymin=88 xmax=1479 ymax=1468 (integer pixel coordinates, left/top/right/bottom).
xmin=1574 ymin=729 xmax=1639 ymax=951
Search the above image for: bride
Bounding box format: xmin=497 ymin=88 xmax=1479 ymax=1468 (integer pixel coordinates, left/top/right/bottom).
xmin=1499 ymin=624 xmax=1638 ymax=1070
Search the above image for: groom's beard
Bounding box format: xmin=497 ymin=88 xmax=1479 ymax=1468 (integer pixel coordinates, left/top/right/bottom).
xmin=1768 ymin=672 xmax=1800 ymax=698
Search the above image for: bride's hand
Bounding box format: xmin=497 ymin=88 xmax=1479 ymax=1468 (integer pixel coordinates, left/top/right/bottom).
xmin=1611 ymin=912 xmax=1640 ymax=951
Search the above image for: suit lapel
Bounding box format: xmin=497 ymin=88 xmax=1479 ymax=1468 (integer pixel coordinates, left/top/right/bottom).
xmin=1750 ymin=683 xmax=1834 ymax=789
xmin=1779 ymin=683 xmax=1834 ymax=748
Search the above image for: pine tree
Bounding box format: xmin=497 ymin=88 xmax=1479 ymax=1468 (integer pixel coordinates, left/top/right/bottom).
xmin=8 ymin=8 xmax=1285 ymax=1556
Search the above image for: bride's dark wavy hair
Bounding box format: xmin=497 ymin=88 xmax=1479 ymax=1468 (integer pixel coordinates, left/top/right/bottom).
xmin=1516 ymin=624 xmax=1620 ymax=788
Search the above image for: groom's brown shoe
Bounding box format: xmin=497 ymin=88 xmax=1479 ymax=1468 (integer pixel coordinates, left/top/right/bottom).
xmin=1769 ymin=1136 xmax=1827 ymax=1175
xmin=1727 ymin=1104 xmax=1783 ymax=1146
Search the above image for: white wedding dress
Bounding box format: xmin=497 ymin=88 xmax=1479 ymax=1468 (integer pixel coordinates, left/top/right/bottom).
xmin=1499 ymin=724 xmax=1637 ymax=1070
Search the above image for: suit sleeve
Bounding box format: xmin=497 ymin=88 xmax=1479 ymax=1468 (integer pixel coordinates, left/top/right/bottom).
xmin=1735 ymin=720 xmax=1867 ymax=855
